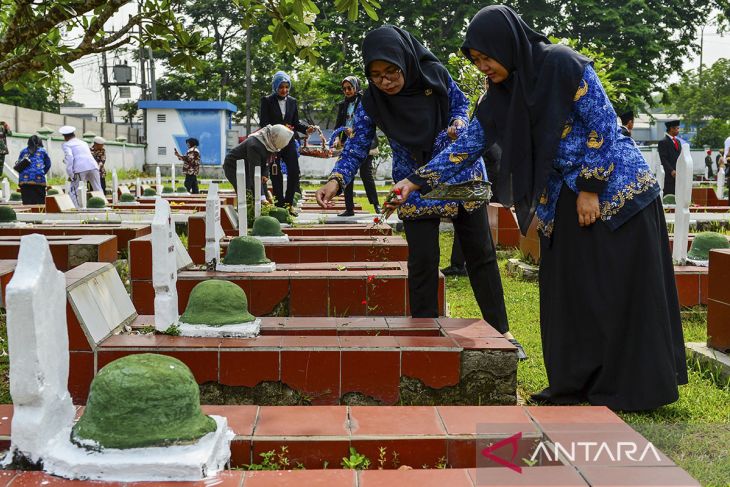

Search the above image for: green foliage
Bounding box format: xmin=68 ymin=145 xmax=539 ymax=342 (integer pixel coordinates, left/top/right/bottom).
xmin=87 ymin=196 xmax=107 ymax=208
xmin=9 ymin=192 xmax=21 ymax=202
xmin=0 ymin=206 xmax=17 ymax=222
xmin=143 ymin=188 xmax=158 ymax=196
xmin=446 ymin=52 xmax=485 ymax=108
xmin=245 ymin=446 xmax=292 ymax=470
xmin=120 ymin=193 xmax=137 ymax=202
xmin=341 ymin=447 xmax=370 ymax=470
xmin=162 ymin=185 xmax=174 ymax=193
xmin=695 ymin=119 xmax=730 ymax=148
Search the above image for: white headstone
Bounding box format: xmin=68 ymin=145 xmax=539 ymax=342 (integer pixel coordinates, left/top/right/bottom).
xmin=152 ymin=198 xmax=178 ymax=332
xmin=4 ymin=234 xmax=75 ymax=464
xmin=254 ymin=166 xmax=262 ymax=218
xmin=236 ymin=159 xmax=247 ymax=236
xmin=155 ymin=167 xmax=162 ymax=194
xmin=65 ymin=180 xmax=71 ymax=197
xmin=78 ymin=183 xmax=87 ymax=209
xmin=1 ymin=178 xmax=9 ymax=202
xmin=205 ymin=183 xmax=224 ymax=267
xmin=717 ymin=166 xmax=725 ymax=201
xmin=672 ymin=142 xmax=693 ymax=264
xmin=704 ymin=166 xmax=709 ymax=180
xmin=649 ymin=147 xmax=660 ymax=176
xmin=170 ymin=162 xmax=176 ymax=189
xmin=656 ymin=162 xmax=666 ymax=196
xmin=136 ymin=177 xmax=142 ymax=197
xmin=111 ymin=170 xmax=119 ymax=205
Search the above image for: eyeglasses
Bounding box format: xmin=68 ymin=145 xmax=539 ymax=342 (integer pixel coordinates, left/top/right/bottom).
xmin=368 ymin=67 xmax=402 ymax=85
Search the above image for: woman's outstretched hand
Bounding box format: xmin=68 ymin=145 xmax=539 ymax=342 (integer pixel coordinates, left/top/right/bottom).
xmin=576 ymin=191 xmax=600 ymax=227
xmin=388 ymin=178 xmax=421 ymax=209
xmin=316 ymin=180 xmax=339 ymax=208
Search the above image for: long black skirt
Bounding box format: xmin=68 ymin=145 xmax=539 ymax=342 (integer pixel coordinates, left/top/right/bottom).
xmin=539 ymin=185 xmax=688 ymax=411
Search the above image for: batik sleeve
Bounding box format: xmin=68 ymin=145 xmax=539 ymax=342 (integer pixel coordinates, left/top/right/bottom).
xmin=572 ymin=64 xmax=618 ymax=193
xmin=327 ymin=103 xmax=377 ymax=190
xmin=408 ymin=118 xmax=489 ymax=192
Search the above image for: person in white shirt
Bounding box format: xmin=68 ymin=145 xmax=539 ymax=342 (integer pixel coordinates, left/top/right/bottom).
xmin=60 ymin=126 xmax=102 ymax=207
xmin=723 ymin=135 xmax=730 ymax=161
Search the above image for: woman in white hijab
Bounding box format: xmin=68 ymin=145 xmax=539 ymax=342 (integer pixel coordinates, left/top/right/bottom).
xmin=223 ymin=124 xmax=294 ymax=195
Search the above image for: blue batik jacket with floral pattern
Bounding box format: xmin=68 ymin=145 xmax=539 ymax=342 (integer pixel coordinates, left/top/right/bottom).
xmin=328 ymin=77 xmax=487 ymax=220
xmin=410 ymin=65 xmax=659 ymax=237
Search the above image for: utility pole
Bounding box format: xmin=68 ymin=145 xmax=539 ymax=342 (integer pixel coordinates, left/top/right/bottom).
xmin=101 ymin=51 xmax=114 ymax=123
xmin=245 ymin=29 xmax=252 ymax=135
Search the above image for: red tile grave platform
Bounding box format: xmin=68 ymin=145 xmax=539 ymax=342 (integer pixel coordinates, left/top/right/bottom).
xmin=673 ymin=266 xmax=708 ymax=307
xmin=0 ymin=405 xmax=698 ymax=485
xmin=691 ymin=186 xmax=728 ymax=207
xmin=487 ymin=203 xmax=520 ymax=248
xmin=0 ymin=223 xmax=149 ymax=254
xmin=186 ymin=233 xmax=408 ymax=265
xmin=128 ymin=236 xmax=440 ymax=316
xmin=0 ymin=235 xmax=117 ymax=271
xmin=707 ymin=248 xmax=730 ymax=351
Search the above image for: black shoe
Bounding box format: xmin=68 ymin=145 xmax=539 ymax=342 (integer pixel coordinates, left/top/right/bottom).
xmin=529 ymin=387 xmax=586 ymax=405
xmin=508 ymin=338 xmax=528 ymax=361
xmin=441 ymin=265 xmax=467 ymax=276
xmin=338 ymin=210 xmax=355 ymax=217
xmin=373 ymin=204 xmax=381 ymax=214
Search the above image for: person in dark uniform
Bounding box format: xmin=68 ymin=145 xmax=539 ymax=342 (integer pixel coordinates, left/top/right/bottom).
xmin=619 ymin=110 xmax=634 ymax=138
xmin=705 ymin=150 xmax=714 ymax=179
xmin=657 ymin=120 xmax=682 ymax=195
xmin=259 ymin=71 xmax=316 ymax=208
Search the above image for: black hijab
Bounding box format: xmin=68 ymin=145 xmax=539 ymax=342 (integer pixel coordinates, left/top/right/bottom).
xmin=463 ymin=5 xmax=591 ymax=234
xmin=361 ymin=25 xmax=451 ymax=165
xmin=27 ymin=135 xmax=43 ymax=155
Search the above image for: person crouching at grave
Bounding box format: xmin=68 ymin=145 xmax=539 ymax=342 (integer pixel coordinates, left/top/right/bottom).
xmin=391 ymin=5 xmax=686 ymax=411
xmin=60 ymin=125 xmax=102 ymax=208
xmin=16 ymin=135 xmax=52 ymax=204
xmin=0 ymin=120 xmax=11 ymax=177
xmin=90 ymin=137 xmax=107 ymax=192
xmin=333 ymin=76 xmax=381 ymax=216
xmin=223 ymin=125 xmax=294 ymax=199
xmin=175 ymin=137 xmax=201 ymax=194
xmin=315 ymin=25 xmax=522 ymax=357
xmin=260 ymin=71 xmax=316 ymax=211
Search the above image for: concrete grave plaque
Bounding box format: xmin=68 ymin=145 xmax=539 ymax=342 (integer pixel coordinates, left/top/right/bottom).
xmin=152 ymin=198 xmax=179 ymax=332
xmin=89 ymin=190 xmax=105 ymax=200
xmin=672 ymin=142 xmax=693 ymax=264
xmin=236 ymin=159 xmax=247 ymax=236
xmin=3 ymin=234 xmax=75 ymax=465
xmin=205 ymin=183 xmax=224 ymax=268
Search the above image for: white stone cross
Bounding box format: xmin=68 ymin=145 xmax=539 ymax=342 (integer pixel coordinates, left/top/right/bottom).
xmin=205 ymin=183 xmax=225 ymax=268
xmin=78 ymin=183 xmax=87 ymax=209
xmin=672 ymin=142 xmax=693 ymax=264
xmin=656 ymin=162 xmax=666 ymax=197
xmin=155 ymin=166 xmax=162 ymax=194
xmin=4 ymin=234 xmax=75 ymax=464
xmin=136 ymin=177 xmax=142 ymax=197
xmin=152 ymin=198 xmax=179 ymax=332
xmin=111 ymin=170 xmax=119 ymax=205
xmin=717 ymin=166 xmax=725 ymax=201
xmin=236 ymin=159 xmax=247 ymax=236
xmin=171 ymin=162 xmax=176 ymax=190
xmin=254 ymin=166 xmax=262 ymax=218
xmin=2 ymin=178 xmax=9 ymax=202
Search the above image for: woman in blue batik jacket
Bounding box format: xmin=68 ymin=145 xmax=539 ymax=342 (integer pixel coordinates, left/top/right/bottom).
xmin=17 ymin=135 xmax=52 ymax=204
xmin=315 ymin=25 xmax=520 ymax=350
xmin=393 ymin=5 xmax=687 ymax=411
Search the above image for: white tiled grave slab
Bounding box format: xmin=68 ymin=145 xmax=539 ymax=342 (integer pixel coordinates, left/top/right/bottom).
xmin=67 ymin=263 xmax=137 ymax=347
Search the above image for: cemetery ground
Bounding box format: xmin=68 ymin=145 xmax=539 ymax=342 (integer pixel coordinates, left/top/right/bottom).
xmin=0 ymin=232 xmax=728 ymax=484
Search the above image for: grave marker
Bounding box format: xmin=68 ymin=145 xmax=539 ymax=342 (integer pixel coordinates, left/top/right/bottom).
xmin=717 ymin=166 xmax=725 ymax=201
xmin=254 ymin=166 xmax=262 ymax=218
xmin=656 ymin=162 xmax=666 ymax=196
xmin=171 ymin=161 xmax=176 ymax=189
xmin=672 ymin=142 xmax=693 ymax=264
xmin=112 ymin=170 xmax=119 ymax=205
xmin=4 ymin=234 xmax=75 ymax=465
xmin=2 ymin=178 xmax=10 ymax=202
xmin=205 ymin=183 xmax=224 ymax=268
xmin=152 ymin=198 xmax=178 ymax=332
xmin=78 ymin=183 xmax=87 ymax=209
xmin=155 ymin=167 xmax=162 ymax=194
xmin=136 ymin=177 xmax=142 ymax=197
xmin=236 ymin=159 xmax=247 ymax=236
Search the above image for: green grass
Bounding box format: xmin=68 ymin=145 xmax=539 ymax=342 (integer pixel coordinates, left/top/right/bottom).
xmin=437 ymin=231 xmax=730 ymax=486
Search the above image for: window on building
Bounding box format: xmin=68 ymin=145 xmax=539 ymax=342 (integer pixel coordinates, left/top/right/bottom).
xmin=158 ymin=146 xmax=167 ymax=155
xmin=156 ymin=114 xmax=166 ymax=123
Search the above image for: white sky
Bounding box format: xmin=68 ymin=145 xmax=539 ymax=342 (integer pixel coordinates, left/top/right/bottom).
xmin=65 ymin=7 xmax=730 ymax=108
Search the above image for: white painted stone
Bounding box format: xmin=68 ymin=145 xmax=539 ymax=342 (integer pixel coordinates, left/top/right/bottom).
xmin=253 ymin=235 xmax=290 ymax=244
xmin=78 ymin=183 xmax=87 ymax=209
xmin=672 ymin=142 xmax=693 ymax=264
xmin=174 ymin=231 xmax=194 ymax=271
xmin=52 ymin=194 xmax=77 ymax=212
xmin=118 ymin=185 xmax=132 ymax=195
xmin=67 ymin=263 xmax=137 ymax=347
xmin=178 ymin=319 xmax=261 ymax=338
xmin=656 ymin=162 xmax=666 ymax=196
xmin=236 ymin=159 xmax=247 ymax=236
xmin=152 ymin=198 xmax=179 ymax=332
xmin=171 ymin=162 xmax=176 ymax=189
xmin=64 ymin=180 xmax=71 ymax=197
xmin=2 ymin=163 xmax=19 ymax=184
xmin=3 ymin=234 xmax=75 ymax=465
xmin=205 ymin=183 xmax=224 ymax=267
xmin=111 ymin=170 xmax=119 ymax=205
xmin=156 ymin=166 xmax=162 ymax=194
xmin=136 ymin=177 xmax=142 ymax=197
xmin=89 ymin=190 xmax=105 ymax=200
xmin=254 ymin=166 xmax=262 ymax=218
xmin=2 ymin=178 xmax=10 ymax=202
xmin=216 ymin=262 xmax=276 ymax=273
xmin=717 ymin=166 xmax=725 ymax=201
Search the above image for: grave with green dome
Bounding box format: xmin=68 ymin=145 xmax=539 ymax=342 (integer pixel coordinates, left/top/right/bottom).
xmin=217 ymin=235 xmax=275 ymax=272
xmin=177 ymin=280 xmax=260 ymax=337
xmin=251 ymin=215 xmax=289 ymax=243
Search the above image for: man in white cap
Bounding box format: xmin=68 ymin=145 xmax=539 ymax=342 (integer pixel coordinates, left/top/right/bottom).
xmin=59 ymin=125 xmax=102 ymax=207
xmin=90 ymin=136 xmax=107 ymax=192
